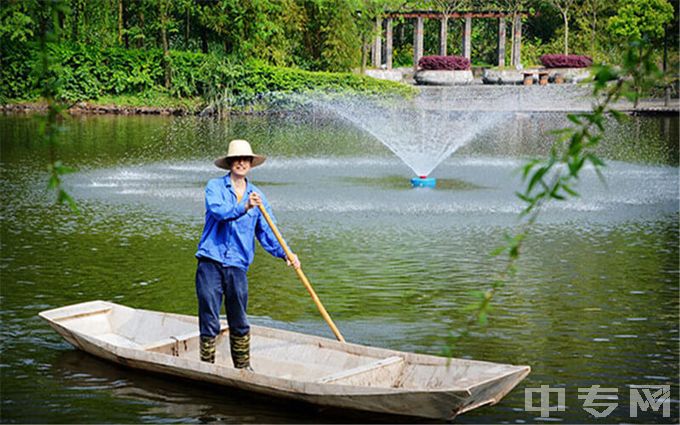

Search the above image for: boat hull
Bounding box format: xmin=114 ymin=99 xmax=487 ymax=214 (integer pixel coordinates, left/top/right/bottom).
xmin=40 ymin=301 xmax=530 ymax=420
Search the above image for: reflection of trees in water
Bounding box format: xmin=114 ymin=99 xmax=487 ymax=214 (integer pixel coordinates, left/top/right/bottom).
xmin=460 ymin=112 xmax=678 ymax=165
xmin=3 ymin=112 xmax=675 ymax=170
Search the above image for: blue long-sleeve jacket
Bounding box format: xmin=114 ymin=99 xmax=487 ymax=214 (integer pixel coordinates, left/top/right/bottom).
xmin=195 ymin=174 xmax=286 ymax=270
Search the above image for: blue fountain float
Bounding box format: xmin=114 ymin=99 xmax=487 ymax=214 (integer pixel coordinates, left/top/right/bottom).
xmin=411 ymin=175 xmax=437 ymax=188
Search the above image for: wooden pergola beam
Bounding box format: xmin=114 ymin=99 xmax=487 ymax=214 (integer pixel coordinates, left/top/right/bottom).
xmin=385 ymin=10 xmax=532 ymax=19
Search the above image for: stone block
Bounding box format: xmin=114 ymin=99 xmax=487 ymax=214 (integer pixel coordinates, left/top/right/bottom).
xmin=414 ymin=70 xmax=474 ymax=86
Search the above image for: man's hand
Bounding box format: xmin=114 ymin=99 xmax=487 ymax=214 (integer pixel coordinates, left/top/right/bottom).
xmin=246 ymin=192 xmax=262 ymax=210
xmin=286 ymin=253 xmax=301 ymax=269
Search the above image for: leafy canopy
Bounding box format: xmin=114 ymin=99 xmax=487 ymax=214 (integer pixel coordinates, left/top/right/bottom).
xmin=607 ymin=0 xmax=674 ymax=40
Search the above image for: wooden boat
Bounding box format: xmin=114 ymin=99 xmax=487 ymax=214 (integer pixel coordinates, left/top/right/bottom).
xmin=39 ymin=300 xmax=530 ymax=420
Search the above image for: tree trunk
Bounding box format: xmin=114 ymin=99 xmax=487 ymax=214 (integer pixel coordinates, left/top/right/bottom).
xmin=562 ymin=11 xmax=569 ymax=55
xmin=361 ymin=34 xmax=367 ymax=74
xmin=663 ymin=26 xmax=668 ymax=73
xmin=201 ymin=31 xmax=208 ymax=53
xmin=71 ymin=0 xmax=79 ymax=42
xmin=138 ymin=10 xmax=145 ymax=48
xmin=118 ymin=0 xmax=123 ymax=45
xmin=160 ymin=1 xmax=171 ymax=89
xmin=122 ymin=0 xmax=128 ymax=48
xmin=200 ymin=18 xmax=208 ymax=53
xmin=590 ymin=5 xmax=596 ymax=58
xmin=185 ymin=6 xmax=190 ymax=50
xmin=57 ymin=7 xmax=66 ymax=36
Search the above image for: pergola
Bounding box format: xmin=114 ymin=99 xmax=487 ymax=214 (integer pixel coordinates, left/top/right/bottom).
xmin=372 ymin=10 xmax=532 ymax=70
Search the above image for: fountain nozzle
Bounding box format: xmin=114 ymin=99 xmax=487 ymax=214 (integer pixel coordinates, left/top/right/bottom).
xmin=411 ymin=176 xmax=436 ymax=188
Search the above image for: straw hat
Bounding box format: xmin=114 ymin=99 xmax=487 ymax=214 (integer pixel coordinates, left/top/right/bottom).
xmin=214 ymin=139 xmax=266 ymax=169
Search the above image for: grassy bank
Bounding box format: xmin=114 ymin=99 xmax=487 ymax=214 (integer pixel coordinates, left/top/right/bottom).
xmin=0 ymin=43 xmax=416 ymax=114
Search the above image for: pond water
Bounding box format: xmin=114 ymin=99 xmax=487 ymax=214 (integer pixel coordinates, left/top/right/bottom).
xmin=0 ymin=109 xmax=678 ymax=423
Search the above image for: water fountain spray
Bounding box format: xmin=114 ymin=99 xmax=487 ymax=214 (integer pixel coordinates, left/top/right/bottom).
xmin=309 ymin=94 xmax=510 ymax=188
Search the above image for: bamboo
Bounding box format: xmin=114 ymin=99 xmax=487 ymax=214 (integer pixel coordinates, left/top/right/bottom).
xmin=257 ymin=204 xmax=345 ymax=342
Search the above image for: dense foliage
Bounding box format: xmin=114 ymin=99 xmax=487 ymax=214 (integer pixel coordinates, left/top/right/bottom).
xmin=607 ymin=0 xmax=675 ymax=41
xmin=0 ymin=43 xmax=414 ymax=105
xmin=0 ymin=0 xmax=677 ymax=105
xmin=2 ymin=1 xmax=677 ymax=69
xmin=0 ymin=0 xmax=391 ymax=72
xmin=539 ymin=53 xmax=593 ymax=68
xmin=418 ymin=55 xmax=471 ymax=70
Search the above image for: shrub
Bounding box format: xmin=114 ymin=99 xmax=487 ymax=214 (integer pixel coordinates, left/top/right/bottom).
xmin=0 ymin=43 xmax=415 ymax=106
xmin=0 ymin=43 xmax=36 ymax=100
xmin=539 ymin=54 xmax=593 ymax=68
xmin=418 ymin=56 xmax=471 ymax=71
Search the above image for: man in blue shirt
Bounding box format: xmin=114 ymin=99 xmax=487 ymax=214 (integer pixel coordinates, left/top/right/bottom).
xmin=195 ymin=139 xmax=299 ymax=370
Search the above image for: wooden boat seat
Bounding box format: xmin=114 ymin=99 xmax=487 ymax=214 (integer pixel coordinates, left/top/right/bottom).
xmin=316 ymin=356 xmax=404 ymax=387
xmin=142 ymin=330 xmax=201 ymax=351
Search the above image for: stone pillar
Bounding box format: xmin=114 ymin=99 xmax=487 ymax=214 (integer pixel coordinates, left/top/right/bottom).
xmin=498 ymin=17 xmax=506 ymax=67
xmin=439 ymin=17 xmax=448 ymax=56
xmin=462 ymin=15 xmax=472 ymax=60
xmin=386 ymin=18 xmax=393 ymax=69
xmin=512 ymin=15 xmax=522 ymax=68
xmin=372 ymin=17 xmax=382 ymax=68
xmin=414 ymin=16 xmax=424 ymax=69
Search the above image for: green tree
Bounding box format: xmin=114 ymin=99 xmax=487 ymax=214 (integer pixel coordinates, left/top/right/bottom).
xmin=0 ymin=0 xmax=38 ymax=43
xmin=122 ymin=0 xmax=154 ymax=49
xmin=301 ymin=0 xmax=371 ymax=72
xmin=319 ymin=2 xmax=361 ymax=71
xmin=571 ymin=0 xmax=616 ymax=61
xmin=607 ymin=0 xmax=674 ymax=41
xmin=244 ymin=0 xmax=306 ymax=66
xmin=71 ymin=0 xmax=119 ymax=47
xmin=195 ymin=0 xmax=303 ymax=65
xmin=545 ymin=0 xmax=576 ymax=55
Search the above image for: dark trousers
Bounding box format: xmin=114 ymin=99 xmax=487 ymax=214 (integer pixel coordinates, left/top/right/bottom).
xmin=195 ymin=258 xmax=250 ymax=337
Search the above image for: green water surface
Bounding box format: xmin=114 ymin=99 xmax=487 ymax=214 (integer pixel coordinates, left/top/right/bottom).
xmin=0 ymin=112 xmax=677 ymax=423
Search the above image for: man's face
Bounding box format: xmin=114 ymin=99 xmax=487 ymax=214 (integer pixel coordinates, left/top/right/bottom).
xmin=229 ymin=156 xmax=253 ymax=178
